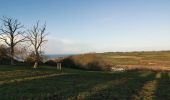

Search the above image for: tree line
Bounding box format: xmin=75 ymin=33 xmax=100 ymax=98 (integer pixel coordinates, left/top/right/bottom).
xmin=0 ymin=16 xmax=48 ymax=68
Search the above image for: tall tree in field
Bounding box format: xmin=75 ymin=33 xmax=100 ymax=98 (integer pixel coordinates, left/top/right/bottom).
xmin=0 ymin=17 xmax=26 ymax=65
xmin=27 ymin=22 xmax=47 ymax=68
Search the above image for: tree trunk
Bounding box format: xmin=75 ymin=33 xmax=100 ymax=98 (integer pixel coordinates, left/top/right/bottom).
xmin=33 ymin=50 xmax=39 ymax=68
xmin=10 ymin=46 xmax=14 ymax=65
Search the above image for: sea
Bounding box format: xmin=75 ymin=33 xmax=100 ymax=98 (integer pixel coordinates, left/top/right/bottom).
xmin=45 ymin=54 xmax=75 ymax=60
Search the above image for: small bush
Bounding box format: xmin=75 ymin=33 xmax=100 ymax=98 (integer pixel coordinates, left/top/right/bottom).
xmin=61 ymin=57 xmax=79 ymax=69
xmin=61 ymin=54 xmax=111 ymax=71
xmin=44 ymin=60 xmax=57 ymax=66
xmin=87 ymin=61 xmax=101 ymax=71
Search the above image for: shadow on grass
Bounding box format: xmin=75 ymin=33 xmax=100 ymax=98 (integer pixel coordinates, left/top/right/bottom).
xmin=82 ymin=71 xmax=156 ymax=100
xmin=0 ymin=71 xmax=156 ymax=100
xmin=155 ymin=72 xmax=170 ymax=100
xmin=0 ymin=73 xmax=70 ymax=85
xmin=2 ymin=71 xmax=170 ymax=100
xmin=0 ymin=71 xmax=135 ymax=100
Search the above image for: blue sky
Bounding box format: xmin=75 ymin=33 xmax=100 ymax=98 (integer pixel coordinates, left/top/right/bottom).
xmin=0 ymin=0 xmax=170 ymax=54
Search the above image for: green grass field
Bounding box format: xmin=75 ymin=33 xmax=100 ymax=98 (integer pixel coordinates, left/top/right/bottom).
xmin=0 ymin=65 xmax=170 ymax=100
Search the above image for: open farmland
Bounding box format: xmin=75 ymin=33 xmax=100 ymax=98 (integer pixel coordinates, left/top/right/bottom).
xmin=62 ymin=51 xmax=170 ymax=71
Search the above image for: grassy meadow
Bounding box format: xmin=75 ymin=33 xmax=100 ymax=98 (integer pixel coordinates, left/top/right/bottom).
xmin=0 ymin=65 xmax=170 ymax=100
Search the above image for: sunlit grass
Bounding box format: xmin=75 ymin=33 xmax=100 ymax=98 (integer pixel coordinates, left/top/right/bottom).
xmin=155 ymin=73 xmax=162 ymax=79
xmin=132 ymin=80 xmax=157 ymax=100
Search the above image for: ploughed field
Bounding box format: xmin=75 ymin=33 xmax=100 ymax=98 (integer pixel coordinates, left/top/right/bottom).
xmin=0 ymin=65 xmax=170 ymax=100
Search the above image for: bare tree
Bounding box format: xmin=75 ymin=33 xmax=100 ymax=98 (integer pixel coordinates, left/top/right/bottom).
xmin=27 ymin=21 xmax=47 ymax=68
xmin=0 ymin=17 xmax=26 ymax=65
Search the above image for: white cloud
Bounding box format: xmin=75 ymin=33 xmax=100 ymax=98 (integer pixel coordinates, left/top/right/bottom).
xmin=44 ymin=36 xmax=93 ymax=54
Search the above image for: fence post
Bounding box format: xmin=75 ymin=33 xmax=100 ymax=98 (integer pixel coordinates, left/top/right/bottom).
xmin=57 ymin=63 xmax=62 ymax=70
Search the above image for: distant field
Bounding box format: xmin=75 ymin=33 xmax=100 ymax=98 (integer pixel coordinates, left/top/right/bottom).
xmin=62 ymin=51 xmax=170 ymax=71
xmin=0 ymin=65 xmax=170 ymax=100
xmin=99 ymin=51 xmax=170 ymax=65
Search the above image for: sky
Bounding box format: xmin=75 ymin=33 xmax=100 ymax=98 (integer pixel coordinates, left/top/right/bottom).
xmin=0 ymin=0 xmax=170 ymax=54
